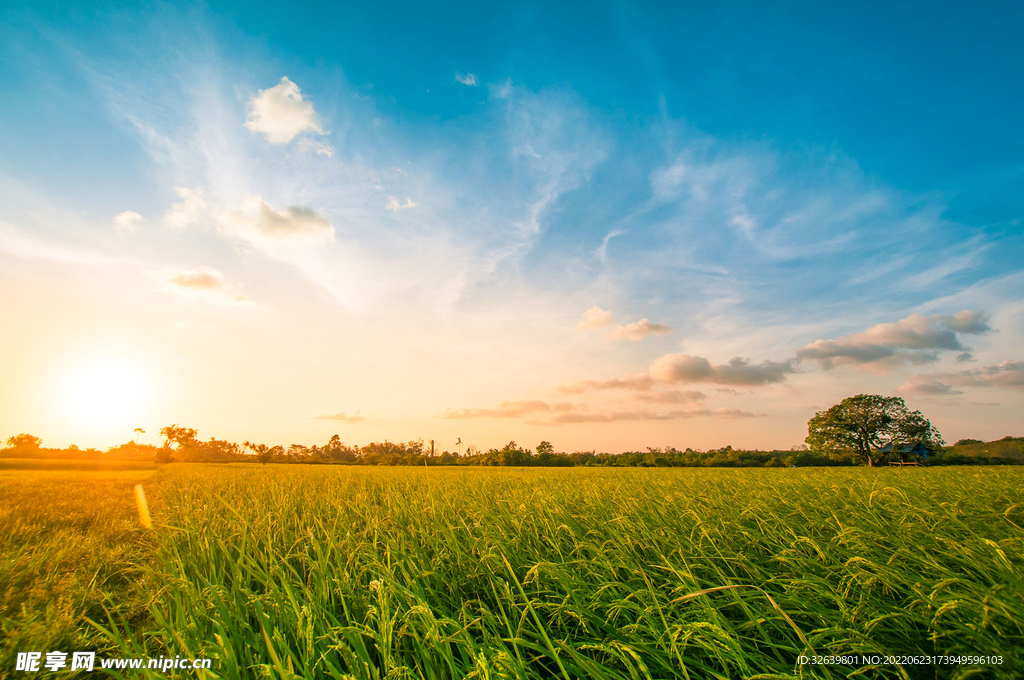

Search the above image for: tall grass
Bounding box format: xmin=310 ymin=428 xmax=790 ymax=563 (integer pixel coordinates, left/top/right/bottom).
xmin=98 ymin=466 xmax=1023 ymax=679
xmin=0 ymin=470 xmax=158 ymax=677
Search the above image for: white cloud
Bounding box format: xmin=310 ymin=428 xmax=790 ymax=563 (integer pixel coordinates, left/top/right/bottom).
xmin=385 ymin=196 xmax=417 ymax=215
xmin=245 ymin=77 xmax=329 ymax=146
xmin=150 ymin=266 xmax=250 ymax=305
xmin=223 ymin=195 xmax=334 ymax=240
xmin=557 ymin=374 xmax=655 ymax=392
xmin=441 ymin=400 xmax=575 ymax=419
xmin=608 ymin=318 xmax=672 ymax=341
xmin=575 ymin=306 xmax=614 ymax=331
xmin=455 ymin=73 xmax=478 ymax=86
xmin=113 ymin=210 xmax=143 ymax=234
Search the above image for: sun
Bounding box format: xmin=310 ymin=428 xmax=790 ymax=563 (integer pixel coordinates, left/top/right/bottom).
xmin=58 ymin=356 xmax=152 ymax=434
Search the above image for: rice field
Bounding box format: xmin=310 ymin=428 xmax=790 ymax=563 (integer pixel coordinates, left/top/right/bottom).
xmin=4 ymin=465 xmax=1023 ymax=679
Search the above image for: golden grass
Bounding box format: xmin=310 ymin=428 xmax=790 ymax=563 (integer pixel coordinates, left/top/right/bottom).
xmin=0 ymin=469 xmax=159 ymax=677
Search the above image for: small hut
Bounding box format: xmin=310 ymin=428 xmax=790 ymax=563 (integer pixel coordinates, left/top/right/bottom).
xmin=879 ymin=442 xmax=929 ymax=466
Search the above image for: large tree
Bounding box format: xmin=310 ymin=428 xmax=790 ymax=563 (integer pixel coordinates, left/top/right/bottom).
xmin=806 ymin=394 xmax=943 ymax=467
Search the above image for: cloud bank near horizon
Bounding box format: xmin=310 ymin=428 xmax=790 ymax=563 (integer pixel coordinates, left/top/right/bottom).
xmin=313 ymin=412 xmax=365 ymax=424
xmin=459 ymin=308 xmax=1018 ymax=426
xmin=796 ymin=311 xmax=991 ymax=370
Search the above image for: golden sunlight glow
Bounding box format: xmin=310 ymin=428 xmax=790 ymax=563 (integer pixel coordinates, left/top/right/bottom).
xmin=57 ymin=356 xmax=151 ymax=434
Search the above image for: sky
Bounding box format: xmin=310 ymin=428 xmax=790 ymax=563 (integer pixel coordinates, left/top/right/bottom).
xmin=1 ymin=0 xmax=1022 ymax=453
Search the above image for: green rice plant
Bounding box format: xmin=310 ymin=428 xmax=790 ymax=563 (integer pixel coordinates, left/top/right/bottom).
xmin=88 ymin=466 xmax=1022 ymax=679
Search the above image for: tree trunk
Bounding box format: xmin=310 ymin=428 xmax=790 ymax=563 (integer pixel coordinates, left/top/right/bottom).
xmin=858 ymin=440 xmax=873 ymax=467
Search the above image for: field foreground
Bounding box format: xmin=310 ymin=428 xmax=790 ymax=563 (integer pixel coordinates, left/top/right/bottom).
xmin=3 ymin=465 xmax=1023 ymax=679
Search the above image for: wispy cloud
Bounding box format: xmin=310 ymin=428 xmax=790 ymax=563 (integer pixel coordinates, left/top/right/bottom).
xmin=896 ymin=377 xmax=964 ymax=396
xmin=646 ymin=147 xmax=877 ymax=262
xmin=440 ymin=398 xmax=754 ymax=425
xmin=902 ymin=247 xmax=986 ymax=289
xmin=164 ymin=187 xmax=213 ymax=229
xmin=296 ymin=138 xmax=335 ymax=157
xmin=905 ymin=361 xmax=1024 ymax=392
xmin=440 ymin=400 xmax=575 ymax=419
xmin=608 ymin=318 xmax=672 ymax=341
xmin=594 ymin=229 xmax=623 ymax=261
xmin=150 ymin=266 xmax=250 ymax=305
xmin=635 ymin=389 xmax=706 ymax=404
xmin=0 ymin=221 xmax=116 ymax=266
xmin=455 ymin=73 xmax=478 ymax=86
xmin=385 ymin=196 xmax=417 ymax=214
xmin=550 ymin=407 xmax=758 ymax=424
xmin=557 ymin=375 xmax=654 ymax=392
xmin=313 ymin=412 xmax=364 ymax=423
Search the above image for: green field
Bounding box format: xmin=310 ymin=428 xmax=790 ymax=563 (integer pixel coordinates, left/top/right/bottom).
xmin=3 ymin=465 xmax=1023 ymax=679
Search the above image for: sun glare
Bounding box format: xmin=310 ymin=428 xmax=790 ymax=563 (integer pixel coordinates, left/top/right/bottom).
xmin=58 ymin=356 xmax=151 ymax=434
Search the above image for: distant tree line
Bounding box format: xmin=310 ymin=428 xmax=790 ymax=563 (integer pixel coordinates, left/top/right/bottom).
xmin=3 ymin=430 xmax=1022 ymax=467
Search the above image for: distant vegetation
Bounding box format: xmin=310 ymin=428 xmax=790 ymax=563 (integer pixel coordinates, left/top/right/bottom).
xmin=942 ymin=435 xmax=1024 ymax=464
xmin=12 ymin=394 xmax=1015 ymax=467
xmin=3 ymin=431 xmax=1022 ymax=467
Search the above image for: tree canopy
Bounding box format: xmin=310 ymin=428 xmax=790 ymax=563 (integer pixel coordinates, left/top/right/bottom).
xmin=5 ymin=433 xmax=41 ymax=450
xmin=805 ymin=394 xmax=943 ymax=466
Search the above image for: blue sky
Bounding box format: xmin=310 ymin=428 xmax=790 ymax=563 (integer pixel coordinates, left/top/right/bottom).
xmin=1 ymin=1 xmax=1022 ymax=450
